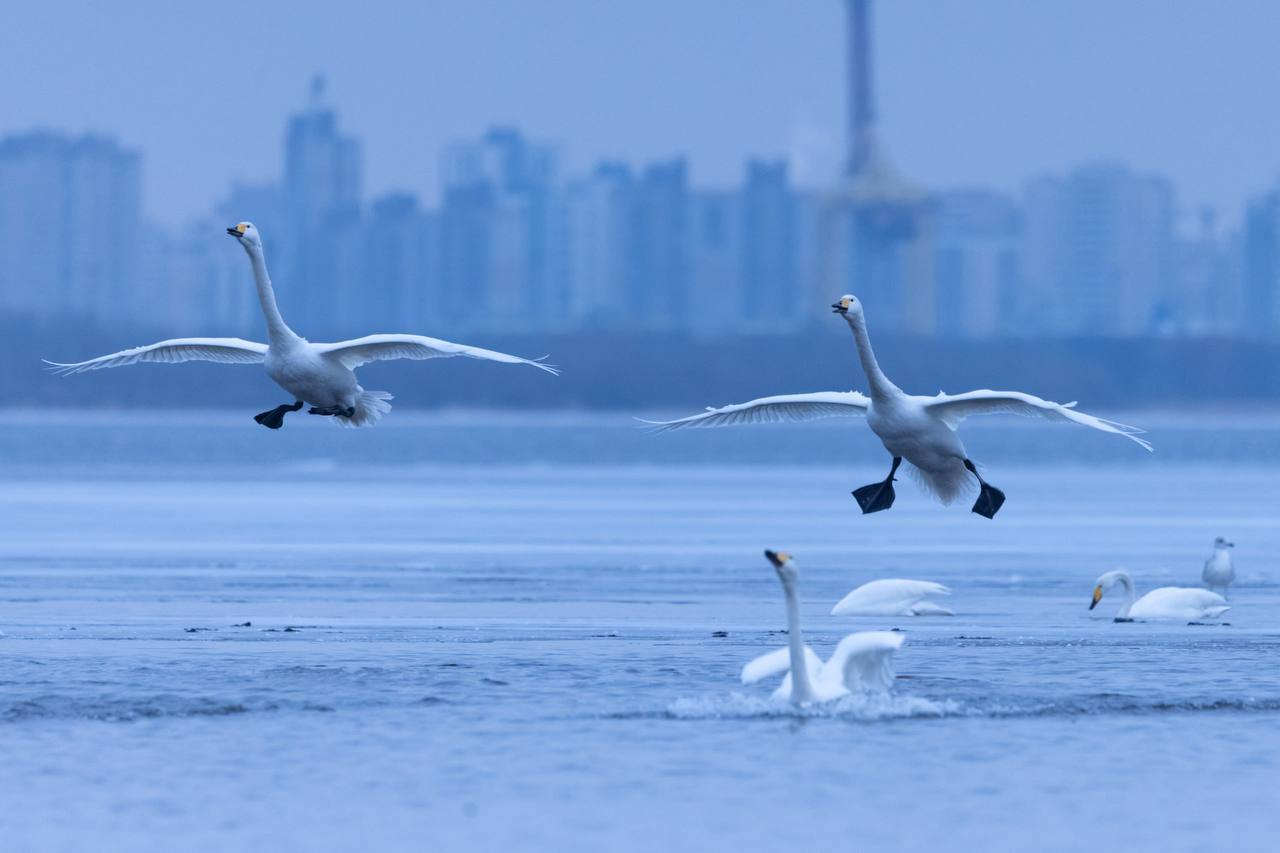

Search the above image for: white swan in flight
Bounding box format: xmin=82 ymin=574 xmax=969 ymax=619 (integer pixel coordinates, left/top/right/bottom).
xmin=648 ymin=294 xmax=1151 ymax=518
xmin=831 ymin=579 xmax=953 ymax=616
xmin=1089 ymin=570 xmax=1230 ymax=622
xmin=46 ymin=222 xmax=559 ymax=428
xmin=1202 ymin=537 xmax=1236 ymax=597
xmin=741 ymin=550 xmax=904 ymax=705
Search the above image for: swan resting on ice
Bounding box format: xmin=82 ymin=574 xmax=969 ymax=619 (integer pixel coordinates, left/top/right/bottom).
xmin=46 ymin=222 xmax=558 ymax=428
xmin=831 ymin=579 xmax=953 ymax=616
xmin=648 ymin=295 xmax=1151 ymax=518
xmin=1202 ymin=537 xmax=1235 ymax=597
xmin=741 ymin=550 xmax=904 ymax=705
xmin=1090 ymin=570 xmax=1230 ymax=622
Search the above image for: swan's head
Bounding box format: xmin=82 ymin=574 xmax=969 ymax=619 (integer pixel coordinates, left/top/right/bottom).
xmin=226 ymin=221 xmax=263 ymax=250
xmin=1090 ymin=570 xmax=1129 ymax=610
xmin=831 ymin=294 xmax=863 ymax=316
xmin=1214 ymin=537 xmax=1235 ymax=549
xmin=764 ymin=549 xmax=798 ymax=584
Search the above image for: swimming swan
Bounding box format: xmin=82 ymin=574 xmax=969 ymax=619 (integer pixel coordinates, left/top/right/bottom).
xmin=831 ymin=579 xmax=953 ymax=616
xmin=1090 ymin=569 xmax=1230 ymax=622
xmin=1202 ymin=537 xmax=1236 ymax=597
xmin=46 ymin=222 xmax=558 ymax=428
xmin=741 ymin=550 xmax=904 ymax=705
xmin=648 ymin=295 xmax=1150 ymax=518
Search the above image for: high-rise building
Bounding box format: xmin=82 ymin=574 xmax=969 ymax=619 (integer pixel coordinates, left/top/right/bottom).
xmin=0 ymin=132 xmax=139 ymax=323
xmin=932 ymin=189 xmax=1022 ymax=337
xmin=629 ymin=159 xmax=690 ymax=330
xmin=365 ymin=193 xmax=437 ymax=331
xmin=740 ymin=160 xmax=800 ymax=328
xmin=439 ymin=127 xmax=557 ymax=329
xmin=688 ymin=189 xmax=742 ymax=336
xmin=1023 ymin=162 xmax=1174 ymax=336
xmin=282 ymin=76 xmax=362 ymax=334
xmin=562 ymin=162 xmax=633 ymax=325
xmin=1243 ymin=185 xmax=1280 ymax=338
xmin=819 ymin=0 xmax=933 ymax=333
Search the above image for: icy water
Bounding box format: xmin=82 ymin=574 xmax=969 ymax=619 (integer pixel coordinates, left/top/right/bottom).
xmin=1 ymin=410 xmax=1278 ymax=852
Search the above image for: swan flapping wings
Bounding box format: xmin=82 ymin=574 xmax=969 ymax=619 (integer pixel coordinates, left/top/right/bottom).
xmin=741 ymin=631 xmax=903 ymax=695
xmin=922 ymin=390 xmax=1153 ymax=450
xmin=314 ymin=334 xmax=560 ymax=374
xmin=643 ymin=391 xmax=870 ymax=432
xmin=44 ymin=338 xmax=268 ymax=375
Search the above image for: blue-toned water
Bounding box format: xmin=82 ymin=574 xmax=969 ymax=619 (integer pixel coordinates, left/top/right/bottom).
xmin=1 ymin=410 xmax=1278 ymax=852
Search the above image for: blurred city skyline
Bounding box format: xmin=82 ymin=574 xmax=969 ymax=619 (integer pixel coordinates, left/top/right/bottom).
xmin=3 ymin=1 xmax=1280 ymax=225
xmin=2 ymin=0 xmax=1280 ymax=373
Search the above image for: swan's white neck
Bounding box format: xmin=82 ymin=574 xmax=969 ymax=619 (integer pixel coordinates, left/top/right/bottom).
xmin=1112 ymin=572 xmax=1137 ymax=619
xmin=842 ymin=311 xmax=899 ymax=400
xmin=780 ymin=576 xmax=815 ymax=705
xmin=246 ymin=244 xmax=296 ymax=346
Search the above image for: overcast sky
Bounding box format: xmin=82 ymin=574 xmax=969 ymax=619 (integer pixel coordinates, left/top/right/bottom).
xmin=2 ymin=1 xmax=1277 ymax=225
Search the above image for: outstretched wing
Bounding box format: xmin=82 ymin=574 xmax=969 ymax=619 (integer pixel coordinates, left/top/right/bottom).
xmin=740 ymin=645 xmax=823 ymax=686
xmin=643 ymin=391 xmax=870 ymax=433
xmin=827 ymin=631 xmax=905 ymax=694
xmin=922 ymin=390 xmax=1152 ymax=450
xmin=314 ymin=334 xmax=559 ymax=375
xmin=45 ymin=338 xmax=268 ymax=375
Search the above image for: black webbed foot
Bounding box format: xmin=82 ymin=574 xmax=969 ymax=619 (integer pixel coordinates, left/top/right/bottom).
xmin=852 ymin=478 xmax=896 ymax=514
xmin=971 ymin=482 xmax=1006 ymax=519
xmin=254 ymin=401 xmax=303 ymax=430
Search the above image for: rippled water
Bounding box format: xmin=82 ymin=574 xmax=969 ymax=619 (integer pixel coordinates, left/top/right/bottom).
xmin=1 ymin=411 xmax=1278 ymax=852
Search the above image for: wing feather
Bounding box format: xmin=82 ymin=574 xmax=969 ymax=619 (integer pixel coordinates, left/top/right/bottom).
xmin=643 ymin=391 xmax=869 ymax=433
xmin=314 ymin=334 xmax=559 ymax=374
xmin=45 ymin=338 xmax=268 ymax=375
xmin=923 ymin=390 xmax=1152 ymax=450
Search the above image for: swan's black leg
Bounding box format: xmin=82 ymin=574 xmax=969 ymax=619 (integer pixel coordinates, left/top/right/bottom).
xmin=964 ymin=458 xmax=1006 ymax=519
xmin=254 ymin=400 xmax=304 ymax=430
xmin=852 ymin=456 xmax=902 ymax=514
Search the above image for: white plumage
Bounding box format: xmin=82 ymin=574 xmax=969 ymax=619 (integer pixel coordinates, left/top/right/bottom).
xmin=47 ymin=222 xmax=557 ymax=429
xmin=744 ymin=550 xmax=905 ymax=705
xmin=648 ymin=295 xmax=1150 ymax=517
xmin=831 ymin=579 xmax=954 ymax=617
xmin=1090 ymin=570 xmax=1230 ymax=622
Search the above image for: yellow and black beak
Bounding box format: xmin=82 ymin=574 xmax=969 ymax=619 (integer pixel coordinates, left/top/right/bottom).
xmin=1089 ymin=585 xmax=1103 ymax=610
xmin=831 ymin=297 xmax=850 ymax=314
xmin=764 ymin=550 xmax=790 ymax=568
xmin=226 ymin=223 xmax=247 ymax=238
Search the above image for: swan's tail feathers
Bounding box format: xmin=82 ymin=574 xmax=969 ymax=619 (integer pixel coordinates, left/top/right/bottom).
xmin=335 ymin=390 xmax=394 ymax=428
xmin=905 ymin=460 xmax=975 ymax=506
xmin=1204 ymin=605 xmax=1231 ymax=619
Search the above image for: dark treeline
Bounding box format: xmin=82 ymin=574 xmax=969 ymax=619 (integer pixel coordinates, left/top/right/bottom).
xmin=5 ymin=316 xmax=1278 ymax=412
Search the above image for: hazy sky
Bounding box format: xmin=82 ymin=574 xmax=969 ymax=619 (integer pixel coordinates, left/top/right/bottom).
xmin=2 ymin=1 xmax=1277 ymax=225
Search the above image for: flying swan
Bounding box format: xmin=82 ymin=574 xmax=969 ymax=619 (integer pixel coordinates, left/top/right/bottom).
xmin=46 ymin=222 xmax=559 ymax=428
xmin=1202 ymin=537 xmax=1236 ymax=597
xmin=741 ymin=550 xmax=905 ymax=705
xmin=831 ymin=578 xmax=953 ymax=616
xmin=1089 ymin=570 xmax=1230 ymax=622
xmin=647 ymin=294 xmax=1151 ymax=518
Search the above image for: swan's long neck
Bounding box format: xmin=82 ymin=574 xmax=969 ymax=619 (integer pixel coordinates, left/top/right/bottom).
xmin=1113 ymin=573 xmax=1137 ymax=619
xmin=247 ymin=244 xmax=295 ymax=345
xmin=843 ymin=311 xmax=899 ymax=400
xmin=781 ymin=577 xmax=816 ymax=704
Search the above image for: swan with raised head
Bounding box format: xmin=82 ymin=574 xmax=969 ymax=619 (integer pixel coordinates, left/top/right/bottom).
xmin=831 ymin=578 xmax=953 ymax=616
xmin=648 ymin=294 xmax=1151 ymax=518
xmin=1202 ymin=537 xmax=1236 ymax=597
xmin=46 ymin=222 xmax=559 ymax=428
xmin=1089 ymin=570 xmax=1230 ymax=622
xmin=741 ymin=550 xmax=904 ymax=705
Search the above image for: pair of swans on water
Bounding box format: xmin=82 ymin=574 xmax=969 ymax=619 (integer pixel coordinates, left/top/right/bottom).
xmin=49 ymin=224 xmax=1151 ymax=517
xmin=748 ymin=553 xmax=1232 ymax=708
